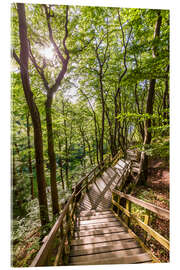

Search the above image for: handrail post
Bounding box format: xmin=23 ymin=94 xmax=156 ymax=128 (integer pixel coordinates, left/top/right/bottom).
xmin=126 ymin=200 xmax=131 ymax=227
xmin=144 ymin=210 xmax=150 ymax=243
xmin=117 ymin=196 xmax=120 ymax=216
xmin=111 ymin=192 xmax=114 ymax=212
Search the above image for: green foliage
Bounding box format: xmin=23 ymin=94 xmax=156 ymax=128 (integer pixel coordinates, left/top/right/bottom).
xmin=145 ymin=138 xmax=169 ymax=160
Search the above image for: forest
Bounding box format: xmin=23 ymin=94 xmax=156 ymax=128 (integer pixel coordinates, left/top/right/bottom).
xmin=11 ymin=3 xmax=169 ymax=266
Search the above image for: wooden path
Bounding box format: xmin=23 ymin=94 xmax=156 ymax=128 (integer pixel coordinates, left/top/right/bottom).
xmin=69 ymin=157 xmax=152 ymax=265
xmin=78 ymin=159 xmax=130 ymax=211
xmin=31 ymin=150 xmax=168 ymax=267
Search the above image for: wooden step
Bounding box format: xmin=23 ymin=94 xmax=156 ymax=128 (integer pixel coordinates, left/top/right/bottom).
xmin=78 ymin=210 xmax=111 ymax=216
xmin=78 ymin=212 xmax=114 ymax=221
xmin=79 ymin=216 xmax=118 ymax=225
xmin=74 ymin=226 xmax=126 ymax=238
xmin=132 ymin=167 xmax=140 ymax=173
xmin=95 ymin=177 xmax=107 ymax=191
xmin=75 ymin=220 xmax=124 ymax=231
xmin=105 ymin=167 xmax=115 ymax=177
xmin=70 ymin=238 xmax=140 ymax=256
xmin=69 ymin=252 xmax=152 ymax=265
xmin=69 ymin=247 xmax=144 ymax=264
xmin=71 ymin=231 xmax=132 ymax=246
xmin=101 ymin=174 xmax=110 ymax=184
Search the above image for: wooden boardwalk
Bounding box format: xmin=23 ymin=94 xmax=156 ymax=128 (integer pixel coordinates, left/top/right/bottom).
xmin=69 ymin=158 xmax=152 ymax=265
xmin=31 ymin=151 xmax=169 ymax=267
xmin=78 ymin=159 xmax=130 ymax=211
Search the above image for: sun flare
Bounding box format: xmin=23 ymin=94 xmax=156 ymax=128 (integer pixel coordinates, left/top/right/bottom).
xmin=39 ymin=45 xmax=54 ymax=60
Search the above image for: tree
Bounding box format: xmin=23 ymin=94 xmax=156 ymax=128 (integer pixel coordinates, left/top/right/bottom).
xmin=138 ymin=10 xmax=163 ymax=185
xmin=28 ymin=4 xmax=70 ymax=216
xmin=13 ymin=3 xmax=49 ymax=226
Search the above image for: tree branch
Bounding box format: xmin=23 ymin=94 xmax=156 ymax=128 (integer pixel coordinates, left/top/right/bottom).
xmin=12 ymin=49 xmax=21 ymax=65
xmin=43 ymin=5 xmax=66 ymax=64
xmin=63 ymin=6 xmax=69 ymax=58
xmin=28 ymin=40 xmax=50 ymax=91
xmin=117 ymin=9 xmax=133 ymax=82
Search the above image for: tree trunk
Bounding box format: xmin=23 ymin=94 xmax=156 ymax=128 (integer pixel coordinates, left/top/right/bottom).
xmin=134 ymin=83 xmax=145 ymax=140
xmin=138 ymin=11 xmax=162 ymax=185
xmin=17 ymin=3 xmax=49 ymax=226
xmin=79 ymin=89 xmax=100 ymax=164
xmin=99 ymin=69 xmax=105 ymax=163
xmin=26 ymin=113 xmax=34 ymax=199
xmin=62 ymin=101 xmax=69 ymax=190
xmin=45 ymin=94 xmax=59 ymax=216
xmin=12 ymin=154 xmax=17 ymax=187
xmin=79 ymin=126 xmax=87 ymax=169
xmin=28 ymin=4 xmax=69 ymax=209
xmin=85 ymin=137 xmax=93 ymax=165
xmin=163 ymin=65 xmax=169 ymax=122
xmin=58 ymin=140 xmax=65 ymax=190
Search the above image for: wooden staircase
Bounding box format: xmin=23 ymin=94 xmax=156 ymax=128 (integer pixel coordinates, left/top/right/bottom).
xmin=31 ymin=150 xmax=169 ymax=267
xmin=79 ymin=159 xmax=130 ymax=211
xmin=69 ymin=210 xmax=152 ymax=265
xmin=69 ymin=156 xmax=152 ymax=265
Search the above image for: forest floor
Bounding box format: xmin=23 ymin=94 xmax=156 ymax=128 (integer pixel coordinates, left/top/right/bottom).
xmin=131 ymin=158 xmax=169 ymax=262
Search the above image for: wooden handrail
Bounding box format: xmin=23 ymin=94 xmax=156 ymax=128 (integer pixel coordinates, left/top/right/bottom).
xmin=73 ymin=154 xmax=111 ymax=189
xmin=31 ymin=192 xmax=75 ymax=267
xmin=112 ymin=190 xmax=169 ymax=220
xmin=75 ymin=156 xmax=112 ymax=198
xmin=112 ymin=190 xmax=170 ymax=252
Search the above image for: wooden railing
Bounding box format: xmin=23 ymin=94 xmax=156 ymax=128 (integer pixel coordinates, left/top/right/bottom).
xmin=111 ymin=190 xmax=170 ymax=256
xmin=31 ymin=151 xmax=122 ymax=267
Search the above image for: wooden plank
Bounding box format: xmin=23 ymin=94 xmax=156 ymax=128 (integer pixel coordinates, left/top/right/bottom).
xmin=106 ymin=167 xmax=115 ymax=177
xmin=114 ymin=164 xmax=123 ymax=170
xmin=70 ymin=239 xmax=140 ymax=256
xmin=74 ymin=220 xmax=121 ymax=231
xmin=112 ymin=190 xmax=170 ymax=220
xmin=79 ymin=216 xmax=118 ymax=225
xmin=69 ymin=253 xmax=152 ymax=265
xmin=101 ymin=171 xmax=111 ymax=182
xmin=132 ymin=167 xmax=140 ymax=173
xmin=95 ymin=177 xmax=106 ymax=191
xmin=70 ymin=247 xmax=144 ymax=264
xmin=114 ymin=169 xmax=123 ymax=178
xmin=79 ymin=210 xmax=111 ymax=216
xmin=132 ymin=162 xmax=140 ymax=168
xmin=74 ymin=226 xmax=126 ymax=238
xmin=78 ymin=213 xmax=114 ymax=221
xmin=71 ymin=231 xmax=132 ymax=246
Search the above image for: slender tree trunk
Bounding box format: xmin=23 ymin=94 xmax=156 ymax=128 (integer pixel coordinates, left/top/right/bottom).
xmin=65 ymin=138 xmax=69 ymax=189
xmin=105 ymin=104 xmax=115 ymax=157
xmin=14 ymin=143 xmax=23 ymax=176
xmin=85 ymin=137 xmax=93 ymax=165
xmin=99 ymin=69 xmax=105 ymax=163
xmin=17 ymin=3 xmax=49 ymax=226
xmin=58 ymin=140 xmax=65 ymax=190
xmin=45 ymin=94 xmax=59 ymax=215
xmin=138 ymin=11 xmax=162 ymax=185
xmin=134 ymin=83 xmax=145 ymax=140
xmin=12 ymin=152 xmax=17 ymax=188
xmin=79 ymin=89 xmax=100 ymax=164
xmin=79 ymin=126 xmax=87 ymax=169
xmin=26 ymin=113 xmax=34 ymax=199
xmin=163 ymin=65 xmax=169 ymax=122
xmin=62 ymin=101 xmax=69 ymax=190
